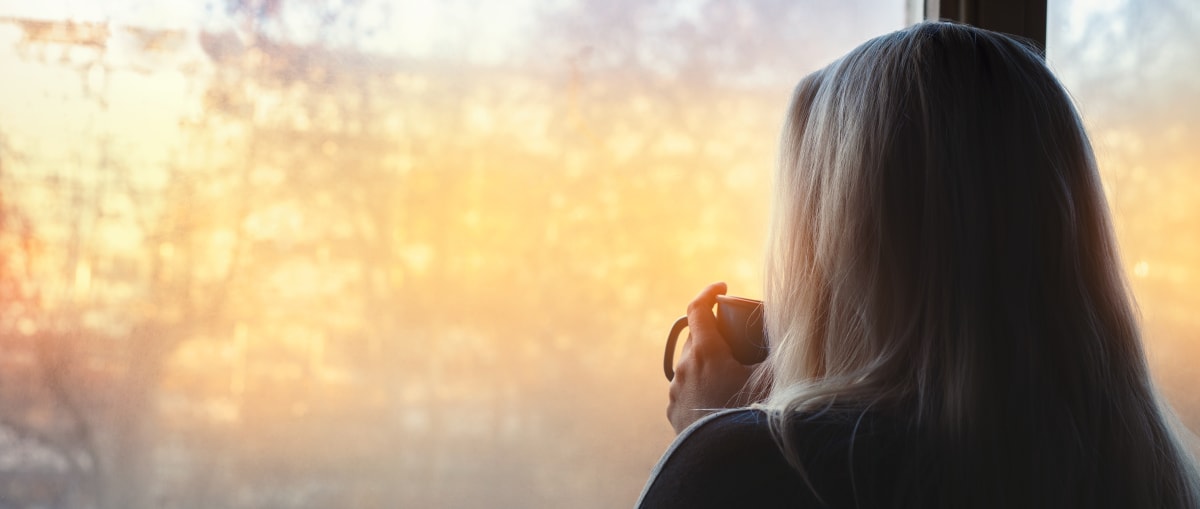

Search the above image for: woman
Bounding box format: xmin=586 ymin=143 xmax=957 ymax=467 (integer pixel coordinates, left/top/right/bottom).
xmin=639 ymin=22 xmax=1200 ymax=508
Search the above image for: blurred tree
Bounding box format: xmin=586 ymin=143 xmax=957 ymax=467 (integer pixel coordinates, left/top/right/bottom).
xmin=0 ymin=37 xmax=107 ymax=509
xmin=1049 ymin=0 xmax=1200 ymax=426
xmin=0 ymin=1 xmax=918 ymax=507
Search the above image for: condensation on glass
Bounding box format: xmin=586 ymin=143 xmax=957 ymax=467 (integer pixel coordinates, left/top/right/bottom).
xmin=0 ymin=2 xmax=906 ymax=508
xmin=1047 ymin=0 xmax=1200 ymax=430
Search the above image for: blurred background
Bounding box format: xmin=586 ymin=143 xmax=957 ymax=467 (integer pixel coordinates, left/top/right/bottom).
xmin=0 ymin=0 xmax=1195 ymax=507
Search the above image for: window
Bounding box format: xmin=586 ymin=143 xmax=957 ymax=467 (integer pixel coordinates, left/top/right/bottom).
xmin=1047 ymin=0 xmax=1200 ymax=429
xmin=0 ymin=1 xmax=908 ymax=507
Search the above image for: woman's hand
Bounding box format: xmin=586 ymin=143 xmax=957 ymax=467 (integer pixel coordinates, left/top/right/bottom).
xmin=667 ymin=282 xmax=762 ymax=434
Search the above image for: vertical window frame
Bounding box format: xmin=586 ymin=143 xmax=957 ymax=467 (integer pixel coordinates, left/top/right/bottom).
xmin=926 ymin=0 xmax=1048 ymax=52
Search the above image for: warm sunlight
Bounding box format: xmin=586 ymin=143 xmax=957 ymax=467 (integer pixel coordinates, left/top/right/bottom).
xmin=0 ymin=0 xmax=1196 ymax=508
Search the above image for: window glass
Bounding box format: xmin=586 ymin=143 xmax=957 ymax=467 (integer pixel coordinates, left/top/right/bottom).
xmin=1048 ymin=0 xmax=1200 ymax=431
xmin=0 ymin=1 xmax=907 ymax=507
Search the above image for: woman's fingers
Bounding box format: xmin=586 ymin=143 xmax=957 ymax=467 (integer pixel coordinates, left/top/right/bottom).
xmin=668 ymin=282 xmax=760 ymax=433
xmin=674 ymin=281 xmax=726 ymax=377
xmin=685 ymin=282 xmax=729 ymax=355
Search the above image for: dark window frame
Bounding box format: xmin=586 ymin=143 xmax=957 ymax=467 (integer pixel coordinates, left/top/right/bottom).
xmin=926 ymin=0 xmax=1048 ymax=52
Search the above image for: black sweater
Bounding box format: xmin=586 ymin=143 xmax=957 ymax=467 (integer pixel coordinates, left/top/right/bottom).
xmin=636 ymin=408 xmax=923 ymax=508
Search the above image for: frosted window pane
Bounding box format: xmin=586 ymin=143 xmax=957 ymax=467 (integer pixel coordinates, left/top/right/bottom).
xmin=1048 ymin=0 xmax=1200 ymax=430
xmin=0 ymin=2 xmax=907 ymax=507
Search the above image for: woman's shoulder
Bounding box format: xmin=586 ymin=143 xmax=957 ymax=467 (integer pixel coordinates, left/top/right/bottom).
xmin=635 ymin=409 xmax=809 ymax=508
xmin=636 ymin=408 xmax=907 ymax=508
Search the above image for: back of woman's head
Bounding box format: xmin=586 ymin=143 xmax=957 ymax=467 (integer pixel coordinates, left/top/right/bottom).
xmin=763 ymin=22 xmax=1199 ymax=507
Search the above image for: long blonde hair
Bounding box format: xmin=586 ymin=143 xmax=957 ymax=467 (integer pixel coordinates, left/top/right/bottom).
xmin=759 ymin=22 xmax=1199 ymax=507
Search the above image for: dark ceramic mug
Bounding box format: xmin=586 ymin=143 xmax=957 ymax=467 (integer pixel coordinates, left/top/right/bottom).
xmin=663 ymin=295 xmax=768 ymax=381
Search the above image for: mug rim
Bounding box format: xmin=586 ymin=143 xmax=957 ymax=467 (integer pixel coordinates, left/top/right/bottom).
xmin=715 ymin=294 xmax=762 ymax=307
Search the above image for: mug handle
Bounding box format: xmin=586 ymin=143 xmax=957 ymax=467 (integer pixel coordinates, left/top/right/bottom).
xmin=663 ymin=315 xmax=689 ymax=381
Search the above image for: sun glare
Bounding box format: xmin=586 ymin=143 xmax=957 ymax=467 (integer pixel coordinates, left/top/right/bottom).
xmin=0 ymin=1 xmax=1196 ymax=508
